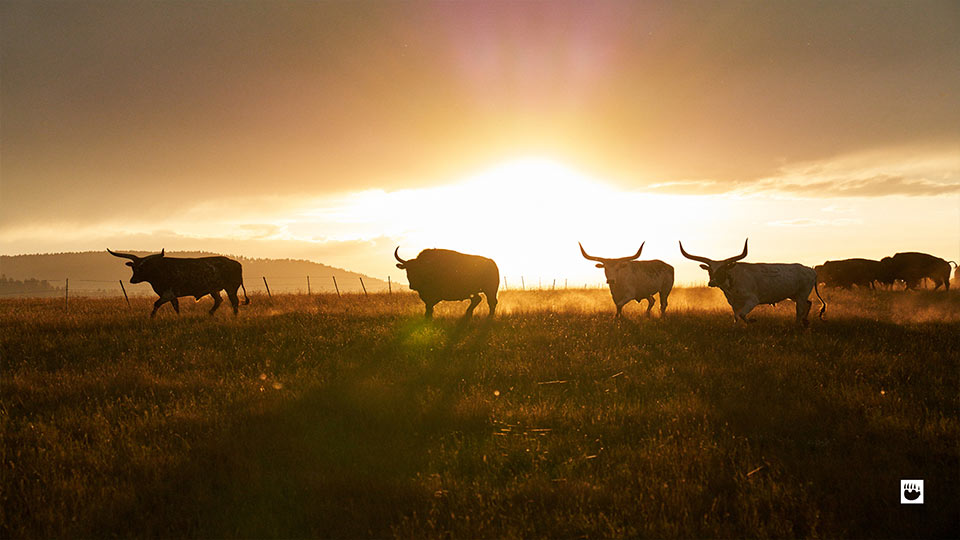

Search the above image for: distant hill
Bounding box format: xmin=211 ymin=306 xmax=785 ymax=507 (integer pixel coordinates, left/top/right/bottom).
xmin=0 ymin=251 xmax=389 ymax=297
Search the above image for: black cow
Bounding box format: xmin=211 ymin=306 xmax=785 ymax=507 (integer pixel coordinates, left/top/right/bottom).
xmin=394 ymin=247 xmax=499 ymax=318
xmin=814 ymin=258 xmax=887 ymax=289
xmin=108 ymin=249 xmax=250 ymax=317
xmin=880 ymin=252 xmax=955 ymax=290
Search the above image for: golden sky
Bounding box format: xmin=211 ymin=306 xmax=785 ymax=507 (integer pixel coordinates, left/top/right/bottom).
xmin=1 ymin=1 xmax=958 ymax=284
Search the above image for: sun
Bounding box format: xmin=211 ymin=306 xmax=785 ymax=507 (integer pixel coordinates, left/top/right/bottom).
xmin=290 ymin=156 xmax=717 ymax=286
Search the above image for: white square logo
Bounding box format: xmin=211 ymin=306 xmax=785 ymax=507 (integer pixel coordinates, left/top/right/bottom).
xmin=901 ymin=479 xmax=923 ymax=504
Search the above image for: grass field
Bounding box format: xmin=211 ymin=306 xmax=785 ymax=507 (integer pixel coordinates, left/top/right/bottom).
xmin=2 ymin=288 xmax=958 ymax=538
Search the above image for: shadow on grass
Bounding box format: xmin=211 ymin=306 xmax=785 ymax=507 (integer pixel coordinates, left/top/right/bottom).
xmin=86 ymin=318 xmax=495 ymax=538
xmin=73 ymin=312 xmax=958 ymax=538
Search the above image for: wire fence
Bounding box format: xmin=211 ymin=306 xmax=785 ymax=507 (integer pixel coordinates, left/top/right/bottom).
xmin=0 ymin=275 xmax=611 ymax=302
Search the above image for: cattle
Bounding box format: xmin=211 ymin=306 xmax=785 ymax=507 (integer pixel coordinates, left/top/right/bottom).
xmin=394 ymin=247 xmax=499 ymax=319
xmin=814 ymin=258 xmax=888 ymax=289
xmin=108 ymin=249 xmax=249 ymax=317
xmin=679 ymin=239 xmax=825 ymax=327
xmin=879 ymin=252 xmax=955 ymax=290
xmin=579 ymin=242 xmax=674 ymax=318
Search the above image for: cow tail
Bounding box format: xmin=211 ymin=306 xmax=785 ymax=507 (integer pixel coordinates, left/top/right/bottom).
xmin=815 ymin=280 xmax=826 ymax=320
xmin=241 ymin=282 xmax=250 ymax=305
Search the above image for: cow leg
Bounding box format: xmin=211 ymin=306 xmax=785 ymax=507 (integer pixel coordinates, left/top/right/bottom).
xmin=615 ymin=302 xmax=627 ymax=318
xmin=659 ymin=292 xmax=669 ymax=316
xmin=151 ymin=292 xmax=177 ymax=318
xmin=644 ymin=296 xmax=656 ymax=316
xmin=735 ymin=297 xmax=759 ymax=323
xmin=486 ymin=293 xmax=497 ymax=318
xmin=209 ymin=292 xmax=223 ymax=316
xmin=227 ymin=289 xmax=241 ymax=315
xmin=795 ymin=297 xmax=812 ymax=327
xmin=424 ymin=301 xmax=438 ymax=319
xmin=150 ymin=298 xmax=166 ymax=318
xmin=464 ymin=294 xmax=482 ymax=318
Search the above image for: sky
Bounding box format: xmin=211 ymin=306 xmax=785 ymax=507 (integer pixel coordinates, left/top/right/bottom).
xmin=2 ymin=0 xmax=958 ymax=285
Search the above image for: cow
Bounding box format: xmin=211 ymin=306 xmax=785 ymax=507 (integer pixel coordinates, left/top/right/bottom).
xmin=579 ymin=242 xmax=674 ymax=318
xmin=879 ymin=252 xmax=955 ymax=290
xmin=108 ymin=249 xmax=249 ymax=317
xmin=814 ymin=258 xmax=888 ymax=289
xmin=679 ymin=239 xmax=825 ymax=327
xmin=394 ymin=247 xmax=499 ymax=319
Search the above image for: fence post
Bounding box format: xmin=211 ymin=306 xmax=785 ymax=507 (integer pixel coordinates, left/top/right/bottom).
xmin=521 ymin=276 xmax=525 ymax=291
xmin=552 ymin=279 xmax=556 ymax=290
xmin=565 ymin=279 xmax=568 ymax=289
xmin=388 ymin=275 xmax=392 ymax=294
xmin=64 ymin=278 xmax=69 ymax=310
xmin=262 ymin=276 xmax=272 ymax=298
xmin=307 ymin=275 xmax=311 ymax=296
xmin=119 ymin=280 xmax=130 ymax=308
xmin=332 ymin=276 xmax=341 ymax=298
xmin=359 ymin=277 xmax=368 ymax=296
xmin=504 ymin=276 xmax=508 ymax=290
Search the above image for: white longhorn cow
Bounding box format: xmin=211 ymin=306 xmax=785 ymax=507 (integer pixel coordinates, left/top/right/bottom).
xmin=580 ymin=242 xmax=674 ymax=318
xmin=679 ymin=239 xmax=825 ymax=327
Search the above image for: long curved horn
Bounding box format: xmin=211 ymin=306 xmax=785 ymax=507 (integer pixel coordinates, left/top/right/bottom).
xmin=721 ymin=238 xmax=748 ymax=265
xmin=612 ymin=242 xmax=644 ymax=262
xmin=578 ymin=242 xmax=605 ymax=262
xmin=107 ymin=249 xmax=138 ymax=261
xmin=678 ymin=241 xmax=713 ymax=264
xmin=394 ymin=246 xmax=407 ymax=264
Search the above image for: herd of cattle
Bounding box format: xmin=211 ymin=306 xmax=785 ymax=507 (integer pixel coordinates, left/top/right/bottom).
xmin=108 ymin=244 xmax=956 ymax=326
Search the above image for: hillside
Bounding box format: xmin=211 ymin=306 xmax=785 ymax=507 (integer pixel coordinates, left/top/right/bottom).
xmin=0 ymin=251 xmax=389 ymax=297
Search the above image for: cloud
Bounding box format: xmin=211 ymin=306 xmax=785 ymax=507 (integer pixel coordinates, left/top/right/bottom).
xmin=767 ymin=218 xmax=861 ymax=228
xmin=644 ymin=145 xmax=960 ymax=199
xmin=754 ymin=174 xmax=960 ymax=197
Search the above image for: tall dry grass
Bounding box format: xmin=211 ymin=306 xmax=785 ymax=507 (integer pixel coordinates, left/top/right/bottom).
xmin=2 ymin=288 xmax=958 ymax=538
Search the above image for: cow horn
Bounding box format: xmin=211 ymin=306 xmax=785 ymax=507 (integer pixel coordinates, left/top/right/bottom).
xmin=614 ymin=242 xmax=644 ymax=262
xmin=578 ymin=242 xmax=605 ymax=262
xmin=394 ymin=246 xmax=407 ymax=264
xmin=721 ymin=238 xmax=748 ymax=265
xmin=678 ymin=242 xmax=714 ymax=264
xmin=107 ymin=249 xmax=139 ymax=261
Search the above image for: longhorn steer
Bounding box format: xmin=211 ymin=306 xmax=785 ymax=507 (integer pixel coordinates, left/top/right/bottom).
xmin=679 ymin=239 xmax=825 ymax=327
xmin=579 ymin=242 xmax=674 ymax=318
xmin=108 ymin=249 xmax=249 ymax=317
xmin=394 ymin=247 xmax=499 ymax=319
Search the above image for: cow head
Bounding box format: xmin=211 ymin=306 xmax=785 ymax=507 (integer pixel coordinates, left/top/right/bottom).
xmin=394 ymin=246 xmax=424 ymax=291
xmin=108 ymin=249 xmax=165 ymax=284
xmin=579 ymin=242 xmax=644 ymax=288
xmin=679 ymin=239 xmax=748 ymax=289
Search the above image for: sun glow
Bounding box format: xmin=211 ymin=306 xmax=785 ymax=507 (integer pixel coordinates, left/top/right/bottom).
xmin=292 ymin=157 xmax=720 ymax=285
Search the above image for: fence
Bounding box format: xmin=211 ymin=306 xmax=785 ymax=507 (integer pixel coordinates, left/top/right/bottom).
xmin=0 ymin=275 xmax=612 ymax=303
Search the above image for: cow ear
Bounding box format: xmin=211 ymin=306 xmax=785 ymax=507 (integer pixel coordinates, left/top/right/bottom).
xmin=595 ymin=263 xmax=604 ymax=268
xmin=396 ymin=263 xmax=405 ymax=269
xmin=700 ymin=264 xmax=709 ymax=270
xmin=126 ymin=262 xmax=133 ymax=267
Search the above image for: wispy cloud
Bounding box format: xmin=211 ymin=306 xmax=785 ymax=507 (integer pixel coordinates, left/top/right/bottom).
xmin=767 ymin=218 xmax=861 ymax=228
xmin=642 ymin=146 xmax=960 ymax=198
xmin=743 ymin=146 xmax=960 ymax=198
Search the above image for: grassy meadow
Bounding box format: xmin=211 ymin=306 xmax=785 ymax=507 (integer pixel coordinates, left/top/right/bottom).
xmin=2 ymin=287 xmax=959 ymax=538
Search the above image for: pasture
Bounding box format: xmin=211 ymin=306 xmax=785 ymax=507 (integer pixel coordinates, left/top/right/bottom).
xmin=2 ymin=288 xmax=958 ymax=538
